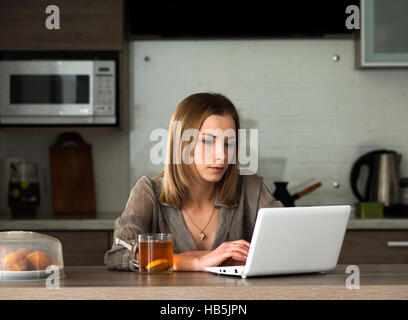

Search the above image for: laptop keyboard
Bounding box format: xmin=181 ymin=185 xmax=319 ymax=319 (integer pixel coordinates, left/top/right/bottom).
xmin=218 ymin=266 xmax=245 ymax=274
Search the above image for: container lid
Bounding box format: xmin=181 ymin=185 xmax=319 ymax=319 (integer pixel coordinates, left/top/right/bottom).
xmin=0 ymin=231 xmax=65 ymax=282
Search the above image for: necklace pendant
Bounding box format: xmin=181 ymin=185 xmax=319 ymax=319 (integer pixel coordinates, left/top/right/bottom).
xmin=198 ymin=232 xmax=206 ymax=241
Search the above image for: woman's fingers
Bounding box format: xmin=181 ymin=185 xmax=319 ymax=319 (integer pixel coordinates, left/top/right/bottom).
xmin=230 ymin=252 xmax=247 ymax=261
xmin=228 ymin=245 xmax=248 ymax=258
xmin=219 ymin=244 xmax=247 ymax=258
xmin=230 ymin=239 xmax=250 ymax=250
xmin=227 ymin=241 xmax=250 ymax=256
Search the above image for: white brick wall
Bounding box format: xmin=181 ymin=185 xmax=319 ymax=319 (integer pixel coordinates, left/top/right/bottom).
xmin=129 ymin=39 xmax=408 ymax=206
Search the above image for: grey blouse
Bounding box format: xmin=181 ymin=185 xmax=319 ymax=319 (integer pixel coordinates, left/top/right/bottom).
xmin=104 ymin=173 xmax=283 ymax=271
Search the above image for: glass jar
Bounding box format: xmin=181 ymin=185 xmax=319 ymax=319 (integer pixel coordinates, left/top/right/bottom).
xmin=7 ymin=162 xmax=41 ymax=219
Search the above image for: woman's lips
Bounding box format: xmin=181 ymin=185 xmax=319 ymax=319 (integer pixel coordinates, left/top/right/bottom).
xmin=209 ymin=166 xmax=224 ymax=172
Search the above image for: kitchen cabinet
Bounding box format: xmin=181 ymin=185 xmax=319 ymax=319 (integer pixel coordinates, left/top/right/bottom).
xmin=0 ymin=0 xmax=124 ymax=51
xmin=338 ymin=230 xmax=408 ymax=264
xmin=6 ymin=229 xmax=407 ymax=266
xmin=41 ymin=231 xmax=112 ymax=266
xmin=359 ymin=0 xmax=408 ymax=67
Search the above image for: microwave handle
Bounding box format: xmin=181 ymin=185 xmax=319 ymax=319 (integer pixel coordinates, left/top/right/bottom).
xmin=387 ymin=241 xmax=408 ymax=247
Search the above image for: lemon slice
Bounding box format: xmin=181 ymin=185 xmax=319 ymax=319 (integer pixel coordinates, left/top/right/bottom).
xmin=12 ymin=189 xmax=21 ymax=198
xmin=20 ymin=180 xmax=29 ymax=189
xmin=145 ymin=259 xmax=170 ymax=272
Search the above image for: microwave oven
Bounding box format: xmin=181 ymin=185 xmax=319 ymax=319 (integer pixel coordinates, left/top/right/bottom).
xmin=0 ymin=60 xmax=116 ymax=125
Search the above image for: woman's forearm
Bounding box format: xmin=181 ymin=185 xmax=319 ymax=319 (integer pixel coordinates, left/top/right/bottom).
xmin=180 ymin=250 xmax=211 ymax=257
xmin=173 ymin=253 xmax=203 ymax=271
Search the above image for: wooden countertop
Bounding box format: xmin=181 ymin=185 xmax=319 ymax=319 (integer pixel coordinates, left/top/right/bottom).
xmin=1 ymin=264 xmax=407 ymax=300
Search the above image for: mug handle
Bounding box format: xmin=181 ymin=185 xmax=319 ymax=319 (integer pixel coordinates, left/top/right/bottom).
xmin=129 ymin=240 xmax=139 ymax=271
xmin=115 ymin=238 xmax=139 ymax=271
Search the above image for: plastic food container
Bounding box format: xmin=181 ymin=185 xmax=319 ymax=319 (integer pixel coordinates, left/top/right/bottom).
xmin=0 ymin=231 xmax=65 ymax=281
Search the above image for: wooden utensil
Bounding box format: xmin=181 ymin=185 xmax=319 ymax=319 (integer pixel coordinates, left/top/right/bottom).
xmin=273 ymin=181 xmax=322 ymax=207
xmin=296 ymin=182 xmax=322 ymax=199
xmin=50 ymin=132 xmax=96 ymax=219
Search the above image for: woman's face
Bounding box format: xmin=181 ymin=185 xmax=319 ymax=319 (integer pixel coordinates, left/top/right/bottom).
xmin=192 ymin=114 xmax=236 ymax=183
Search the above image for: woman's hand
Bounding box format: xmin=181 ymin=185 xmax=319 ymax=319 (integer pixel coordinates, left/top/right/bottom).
xmin=220 ymin=257 xmax=246 ymax=266
xmin=195 ymin=239 xmax=250 ymax=271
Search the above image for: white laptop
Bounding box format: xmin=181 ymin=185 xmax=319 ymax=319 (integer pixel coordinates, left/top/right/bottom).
xmin=205 ymin=205 xmax=350 ymax=278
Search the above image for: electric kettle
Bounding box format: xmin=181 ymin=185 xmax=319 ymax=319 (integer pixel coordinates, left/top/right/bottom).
xmin=350 ymin=149 xmax=402 ymax=207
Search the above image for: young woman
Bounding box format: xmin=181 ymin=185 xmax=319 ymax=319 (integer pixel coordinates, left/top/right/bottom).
xmin=104 ymin=92 xmax=283 ymax=271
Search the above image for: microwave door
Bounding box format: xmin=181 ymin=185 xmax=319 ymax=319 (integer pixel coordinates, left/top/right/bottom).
xmin=6 ymin=74 xmax=92 ymax=116
xmin=0 ymin=61 xmax=94 ymax=124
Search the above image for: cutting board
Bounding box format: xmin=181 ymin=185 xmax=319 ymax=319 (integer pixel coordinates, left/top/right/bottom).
xmin=50 ymin=132 xmax=96 ymax=219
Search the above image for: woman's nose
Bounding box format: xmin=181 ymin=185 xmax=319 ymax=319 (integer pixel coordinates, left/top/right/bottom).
xmin=215 ymin=141 xmax=227 ymax=163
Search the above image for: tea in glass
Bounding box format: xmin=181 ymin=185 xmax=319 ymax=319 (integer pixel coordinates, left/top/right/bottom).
xmin=137 ymin=233 xmax=173 ymax=274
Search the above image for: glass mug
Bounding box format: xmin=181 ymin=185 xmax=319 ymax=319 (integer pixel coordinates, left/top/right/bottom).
xmin=7 ymin=162 xmax=41 ymax=219
xmin=127 ymin=233 xmax=173 ymax=274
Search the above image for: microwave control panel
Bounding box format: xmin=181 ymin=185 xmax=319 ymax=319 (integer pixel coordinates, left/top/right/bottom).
xmin=93 ymin=61 xmax=116 ymax=118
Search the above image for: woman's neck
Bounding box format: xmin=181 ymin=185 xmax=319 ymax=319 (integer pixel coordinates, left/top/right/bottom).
xmin=182 ymin=178 xmax=216 ymax=211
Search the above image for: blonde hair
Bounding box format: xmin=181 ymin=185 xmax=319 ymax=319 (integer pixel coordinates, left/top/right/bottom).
xmin=154 ymin=92 xmax=240 ymax=207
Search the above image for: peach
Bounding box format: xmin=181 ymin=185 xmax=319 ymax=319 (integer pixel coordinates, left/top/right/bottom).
xmin=16 ymin=248 xmax=33 ymax=258
xmin=26 ymin=251 xmax=52 ymax=270
xmin=2 ymin=251 xmax=28 ymax=271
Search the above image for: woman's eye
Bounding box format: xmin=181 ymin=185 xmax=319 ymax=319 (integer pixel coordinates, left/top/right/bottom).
xmin=202 ymin=138 xmax=235 ymax=147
